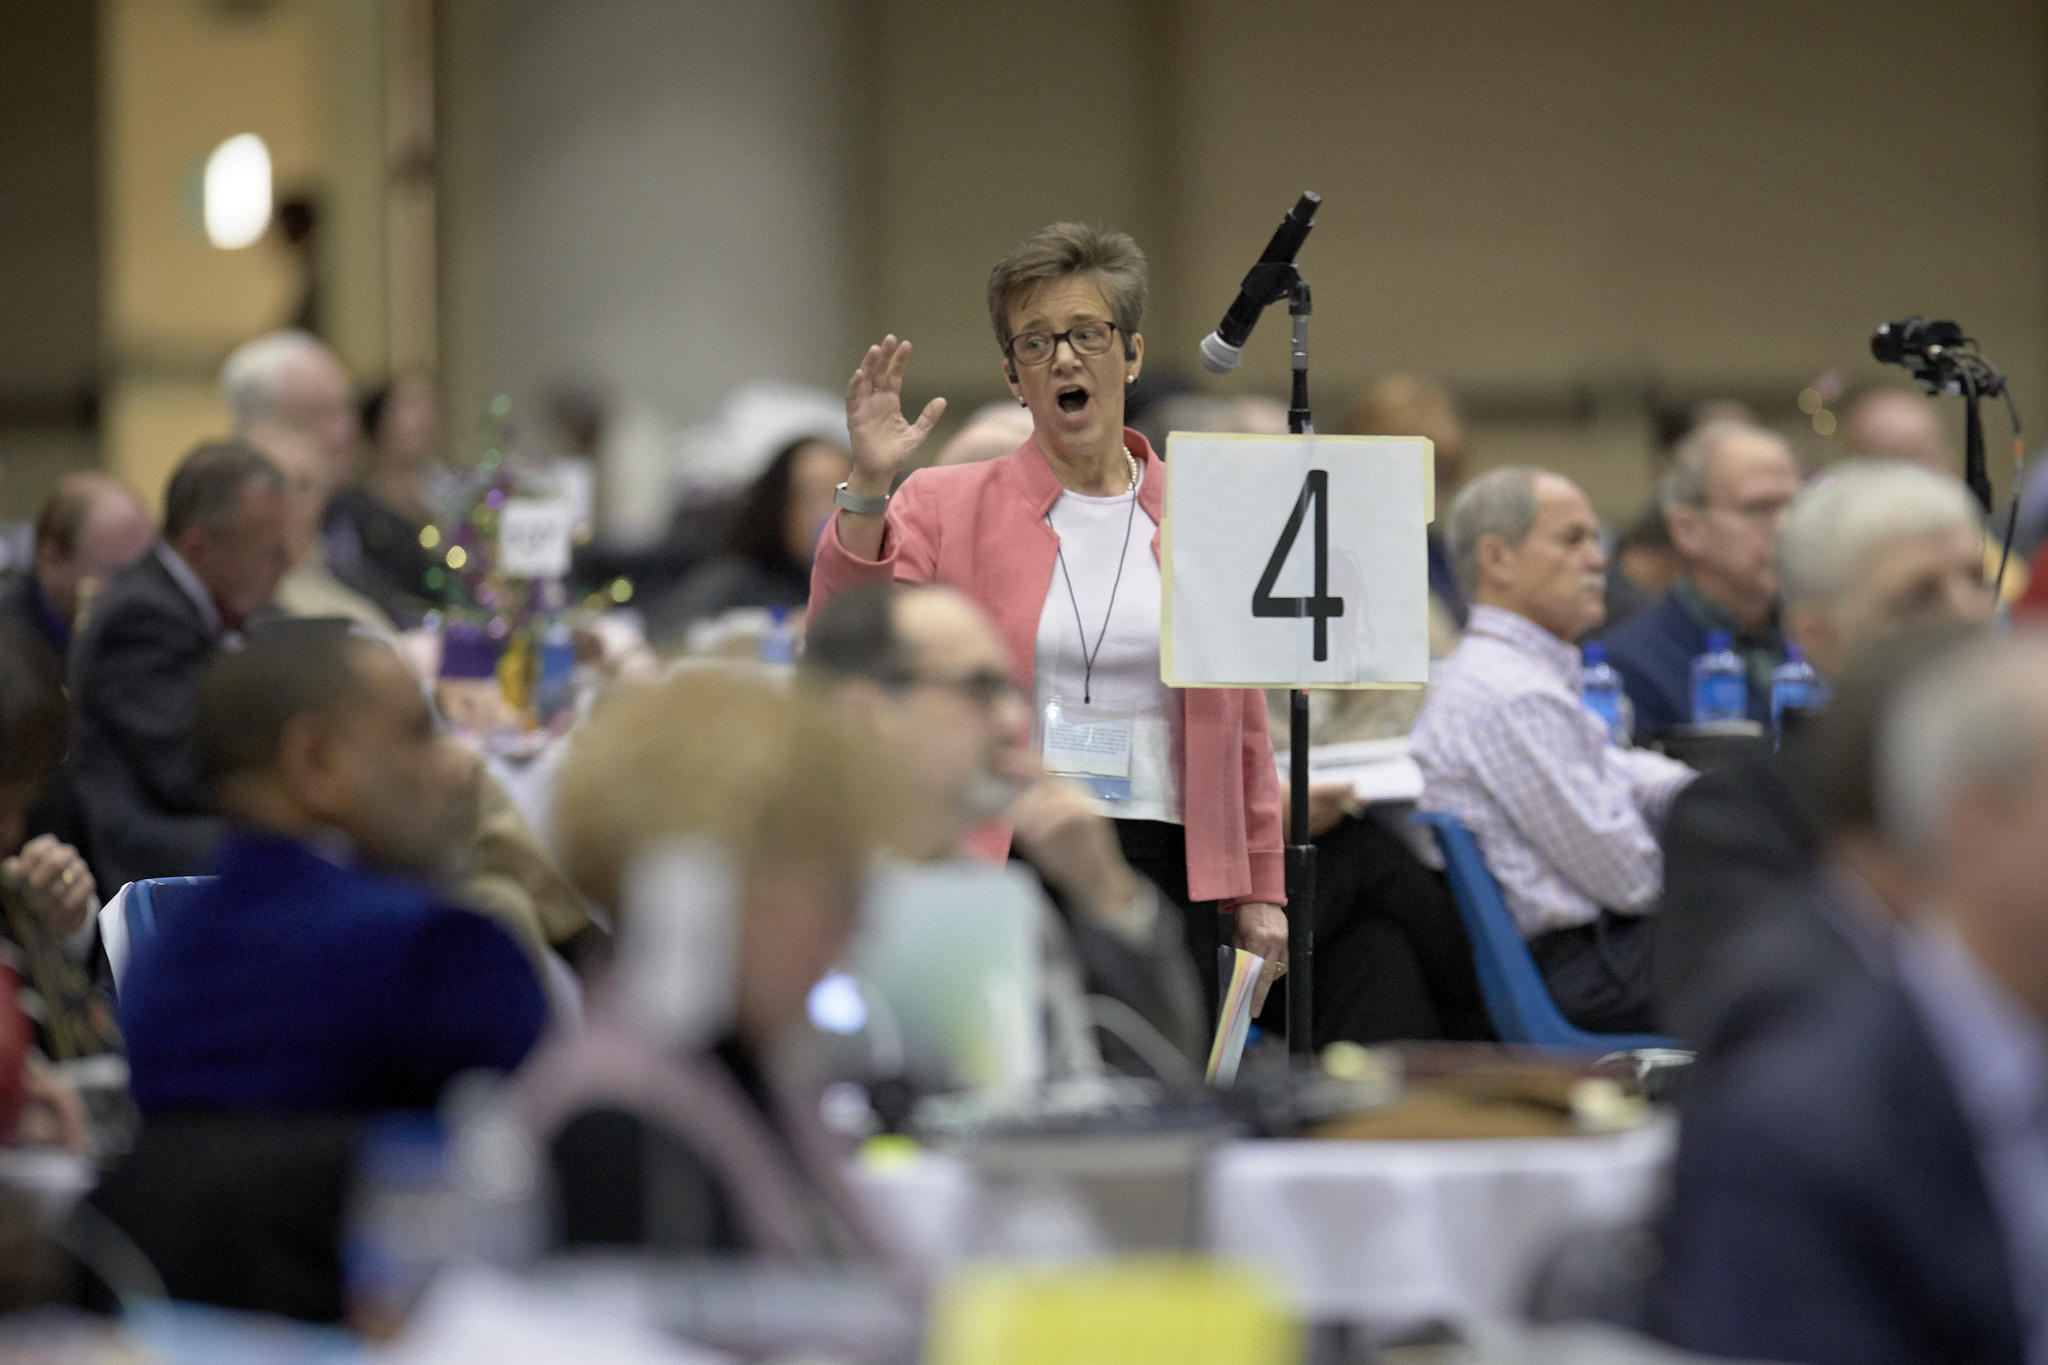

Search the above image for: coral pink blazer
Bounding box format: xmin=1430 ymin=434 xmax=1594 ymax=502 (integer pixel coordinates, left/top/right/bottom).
xmin=809 ymin=429 xmax=1285 ymax=908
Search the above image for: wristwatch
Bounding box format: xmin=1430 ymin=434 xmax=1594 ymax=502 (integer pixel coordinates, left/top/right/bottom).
xmin=834 ymin=481 xmax=890 ymax=516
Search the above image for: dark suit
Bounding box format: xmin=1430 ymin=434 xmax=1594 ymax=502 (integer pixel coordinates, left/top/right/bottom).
xmin=1655 ymin=732 xmax=1820 ymax=1038
xmin=0 ymin=572 xmax=99 ymax=873
xmin=1655 ymin=968 xmax=2026 ymax=1364
xmin=67 ymin=548 xmax=225 ymax=888
xmin=1603 ymin=589 xmax=1774 ymax=734
xmin=0 ymin=571 xmax=66 ymax=664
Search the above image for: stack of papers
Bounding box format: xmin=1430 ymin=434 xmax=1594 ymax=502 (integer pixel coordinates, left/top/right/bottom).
xmin=1206 ymin=949 xmax=1266 ymax=1086
xmin=1272 ymin=737 xmax=1424 ymax=805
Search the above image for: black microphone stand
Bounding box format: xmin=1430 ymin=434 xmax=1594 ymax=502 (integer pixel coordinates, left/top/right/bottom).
xmin=1963 ymin=370 xmax=1992 ymax=519
xmin=1283 ymin=273 xmax=1316 ymax=1059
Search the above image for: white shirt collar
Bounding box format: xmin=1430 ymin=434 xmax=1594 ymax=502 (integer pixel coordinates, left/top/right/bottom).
xmin=1464 ymin=604 xmax=1583 ymax=689
xmin=1899 ymin=916 xmax=2048 ymax=1140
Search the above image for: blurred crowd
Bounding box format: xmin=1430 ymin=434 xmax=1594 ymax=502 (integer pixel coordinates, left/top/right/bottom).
xmin=0 ymin=211 xmax=2043 ymax=1365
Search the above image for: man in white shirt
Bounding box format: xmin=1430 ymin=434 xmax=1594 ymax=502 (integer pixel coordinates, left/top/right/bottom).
xmin=1412 ymin=466 xmax=1695 ymax=1033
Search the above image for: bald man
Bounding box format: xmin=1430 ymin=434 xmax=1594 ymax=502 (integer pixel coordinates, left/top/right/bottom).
xmin=1841 ymin=388 xmax=1954 ymax=476
xmin=2 ymin=474 xmax=155 ymax=667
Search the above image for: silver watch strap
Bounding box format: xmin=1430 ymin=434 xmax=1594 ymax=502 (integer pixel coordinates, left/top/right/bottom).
xmin=834 ymin=481 xmax=890 ymax=517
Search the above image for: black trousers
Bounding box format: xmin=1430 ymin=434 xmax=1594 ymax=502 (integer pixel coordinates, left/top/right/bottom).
xmin=1253 ymin=812 xmax=1495 ymax=1048
xmin=1528 ymin=910 xmax=1658 ymax=1035
xmin=1112 ymin=820 xmax=1226 ymax=1032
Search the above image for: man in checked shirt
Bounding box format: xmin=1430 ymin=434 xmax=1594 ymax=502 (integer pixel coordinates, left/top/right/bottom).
xmin=1413 ymin=467 xmax=1698 ymax=1033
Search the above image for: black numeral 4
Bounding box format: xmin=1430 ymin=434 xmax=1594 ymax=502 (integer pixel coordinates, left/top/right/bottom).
xmin=1252 ymin=469 xmax=1345 ymax=661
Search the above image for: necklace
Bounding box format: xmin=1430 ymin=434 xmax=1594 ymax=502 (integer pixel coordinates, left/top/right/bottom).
xmin=1045 ymin=444 xmax=1142 ymax=705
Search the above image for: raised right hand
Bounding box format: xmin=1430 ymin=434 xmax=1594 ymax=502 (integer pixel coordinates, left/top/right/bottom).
xmin=845 ymin=336 xmax=947 ymax=496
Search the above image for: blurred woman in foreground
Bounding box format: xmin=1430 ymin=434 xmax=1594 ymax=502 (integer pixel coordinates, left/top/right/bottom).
xmin=510 ymin=671 xmax=902 ymax=1259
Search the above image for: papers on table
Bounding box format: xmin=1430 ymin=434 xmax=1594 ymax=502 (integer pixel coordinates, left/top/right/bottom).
xmin=1272 ymin=737 xmax=1424 ymax=806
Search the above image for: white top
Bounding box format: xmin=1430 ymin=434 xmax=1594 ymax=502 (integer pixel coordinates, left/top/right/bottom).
xmin=1032 ymin=466 xmax=1182 ymax=824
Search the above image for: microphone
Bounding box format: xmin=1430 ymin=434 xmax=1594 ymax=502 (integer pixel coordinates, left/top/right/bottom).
xmin=1199 ymin=191 xmax=1321 ymax=375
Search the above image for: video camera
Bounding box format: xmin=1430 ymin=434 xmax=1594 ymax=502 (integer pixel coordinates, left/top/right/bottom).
xmin=1870 ymin=316 xmax=2004 ymax=398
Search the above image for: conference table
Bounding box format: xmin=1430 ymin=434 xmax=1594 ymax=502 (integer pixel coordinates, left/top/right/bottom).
xmin=850 ymin=1112 xmax=1677 ymax=1336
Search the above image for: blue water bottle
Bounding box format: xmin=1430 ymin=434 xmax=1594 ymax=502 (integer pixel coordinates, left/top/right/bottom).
xmin=759 ymin=604 xmax=797 ymax=665
xmin=536 ymin=618 xmax=577 ymax=723
xmin=1770 ymin=642 xmax=1819 ymax=742
xmin=1580 ymin=643 xmax=1628 ymax=745
xmin=1690 ymin=629 xmax=1748 ymax=725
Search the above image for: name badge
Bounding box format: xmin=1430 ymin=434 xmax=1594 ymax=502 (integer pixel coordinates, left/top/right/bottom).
xmin=1040 ymin=698 xmax=1134 ymax=802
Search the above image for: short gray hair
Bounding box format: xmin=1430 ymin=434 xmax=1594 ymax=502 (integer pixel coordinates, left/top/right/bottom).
xmin=986 ymin=223 xmax=1146 ymax=361
xmin=220 ymin=329 xmax=330 ymax=432
xmin=1660 ymin=420 xmax=1788 ymax=514
xmin=1776 ymin=459 xmax=1982 ymax=611
xmin=1446 ymin=466 xmax=1541 ymax=598
xmin=1879 ymin=633 xmax=2048 ymax=866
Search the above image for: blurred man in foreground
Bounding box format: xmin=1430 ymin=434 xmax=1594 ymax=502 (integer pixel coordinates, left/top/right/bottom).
xmin=1413 ymin=468 xmax=1695 ymax=1033
xmin=68 ymin=442 xmax=291 ymax=888
xmin=121 ymin=620 xmax=544 ymax=1115
xmin=802 ymin=584 xmax=1207 ymax=1071
xmin=0 ymin=474 xmax=153 ymax=668
xmin=1603 ymin=422 xmax=1801 ymax=734
xmin=516 ymin=672 xmax=899 ymax=1258
xmin=1657 ymin=460 xmax=1994 ymax=1036
xmin=1659 ymin=634 xmax=2048 ymax=1364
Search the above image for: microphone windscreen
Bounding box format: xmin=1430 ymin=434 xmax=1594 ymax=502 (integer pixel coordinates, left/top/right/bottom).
xmin=1199 ymin=332 xmax=1244 ymax=375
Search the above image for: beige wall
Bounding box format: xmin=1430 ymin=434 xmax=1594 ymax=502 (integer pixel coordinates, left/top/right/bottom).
xmin=0 ymin=2 xmax=99 ymax=519
xmin=438 ymin=0 xmax=861 ymax=490
xmin=97 ymin=0 xmax=395 ymax=510
xmin=864 ymin=0 xmax=2048 ymax=518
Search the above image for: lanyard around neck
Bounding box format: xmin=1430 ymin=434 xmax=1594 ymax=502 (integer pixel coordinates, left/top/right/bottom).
xmin=1046 ymin=460 xmax=1141 ymax=706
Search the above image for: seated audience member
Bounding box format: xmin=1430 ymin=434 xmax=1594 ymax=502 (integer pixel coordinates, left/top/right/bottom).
xmin=640 ymin=436 xmax=853 ymax=645
xmin=934 ymin=402 xmax=1037 ymax=467
xmin=121 ymin=619 xmax=545 ymax=1116
xmin=1 ymin=474 xmax=154 ymax=668
xmin=1602 ymin=501 xmax=1682 ymax=634
xmin=1667 ymin=619 xmax=1979 ymax=1086
xmin=1657 ymin=461 xmax=1994 ymax=1037
xmin=802 ymin=584 xmax=1205 ymax=1071
xmin=219 ymin=330 xmax=407 ymax=618
xmin=0 ymin=629 xmax=118 ymax=1064
xmin=329 ymin=374 xmax=443 ymax=621
xmin=1257 ymin=768 xmax=1492 ymax=1045
xmin=253 ymin=429 xmax=599 ymax=970
xmin=1345 ymin=374 xmax=1472 ymax=630
xmin=5 ymin=477 xmax=153 ymax=873
xmin=68 ymin=441 xmax=290 ymax=889
xmin=513 ymin=672 xmax=899 ymax=1259
xmin=246 ymin=424 xmax=394 ymax=633
xmin=1602 ymin=421 xmax=1801 ymax=733
xmin=1413 ymin=468 xmax=1695 ymax=1034
xmin=1841 ymin=385 xmax=1955 ymax=476
xmin=1658 ymin=634 xmax=2048 ymax=1365
xmin=1843 ymin=385 xmax=2030 ymax=607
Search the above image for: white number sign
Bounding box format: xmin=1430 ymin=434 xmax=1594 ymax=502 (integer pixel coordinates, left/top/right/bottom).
xmin=1161 ymin=434 xmax=1432 ymax=688
xmin=497 ymin=498 xmax=575 ymax=579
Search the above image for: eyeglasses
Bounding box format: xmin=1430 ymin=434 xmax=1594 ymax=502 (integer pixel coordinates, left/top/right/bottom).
xmin=889 ymin=669 xmax=1023 ymax=707
xmin=1007 ymin=321 xmax=1120 ymax=367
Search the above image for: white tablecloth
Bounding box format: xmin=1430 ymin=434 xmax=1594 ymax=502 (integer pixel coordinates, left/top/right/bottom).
xmin=1203 ymin=1117 xmax=1675 ymax=1327
xmin=853 ymin=1115 xmax=1676 ymax=1331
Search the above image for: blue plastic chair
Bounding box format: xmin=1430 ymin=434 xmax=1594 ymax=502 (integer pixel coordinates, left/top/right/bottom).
xmin=1411 ymin=812 xmax=1675 ymax=1053
xmin=107 ymin=876 xmax=217 ymax=992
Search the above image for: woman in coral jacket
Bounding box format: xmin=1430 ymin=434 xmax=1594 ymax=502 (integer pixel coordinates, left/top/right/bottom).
xmin=809 ymin=220 xmax=1286 ymax=1022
